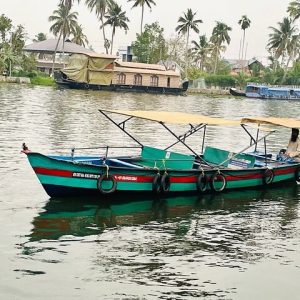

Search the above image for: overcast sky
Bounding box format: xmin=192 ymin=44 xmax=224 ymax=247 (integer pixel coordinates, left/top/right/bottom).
xmin=2 ymin=0 xmax=294 ymax=61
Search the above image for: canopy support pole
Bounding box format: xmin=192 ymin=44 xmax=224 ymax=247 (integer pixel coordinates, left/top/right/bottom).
xmin=160 ymin=122 xmax=202 ymax=158
xmin=164 ymin=123 xmax=206 ymax=150
xmin=241 ymin=124 xmax=257 ymax=146
xmin=99 ymin=110 xmax=143 ymax=147
xmin=218 ymin=131 xmax=274 ymax=167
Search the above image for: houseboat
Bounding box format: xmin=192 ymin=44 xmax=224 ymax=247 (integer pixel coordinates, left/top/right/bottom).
xmin=230 ymin=83 xmax=300 ymax=100
xmin=54 ymin=53 xmax=188 ymax=95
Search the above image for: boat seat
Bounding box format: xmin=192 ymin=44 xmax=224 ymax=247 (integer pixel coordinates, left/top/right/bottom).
xmin=140 ymin=145 xmax=195 ymax=170
xmin=203 ymin=146 xmax=255 ymax=169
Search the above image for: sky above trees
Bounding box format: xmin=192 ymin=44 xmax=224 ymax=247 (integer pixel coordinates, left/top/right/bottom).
xmin=2 ymin=0 xmax=292 ymax=61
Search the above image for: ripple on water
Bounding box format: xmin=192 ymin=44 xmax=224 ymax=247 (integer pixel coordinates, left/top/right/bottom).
xmin=1 ymin=84 xmax=300 ymax=299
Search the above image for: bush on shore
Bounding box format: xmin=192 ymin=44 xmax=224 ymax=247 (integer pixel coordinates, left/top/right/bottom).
xmin=30 ymin=76 xmax=55 ymax=86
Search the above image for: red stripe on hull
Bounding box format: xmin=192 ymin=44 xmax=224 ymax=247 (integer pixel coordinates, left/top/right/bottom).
xmin=33 ymin=167 xmax=73 ymax=177
xmin=33 ymin=166 xmax=298 ymax=184
xmin=171 ymin=176 xmax=197 ymax=183
xmin=33 ymin=167 xmax=153 ymax=183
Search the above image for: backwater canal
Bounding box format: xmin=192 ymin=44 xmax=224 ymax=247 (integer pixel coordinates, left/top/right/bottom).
xmin=1 ymin=83 xmax=300 ymax=299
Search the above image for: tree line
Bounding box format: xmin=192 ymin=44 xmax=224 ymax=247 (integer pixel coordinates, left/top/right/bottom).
xmin=0 ymin=0 xmax=300 ymax=86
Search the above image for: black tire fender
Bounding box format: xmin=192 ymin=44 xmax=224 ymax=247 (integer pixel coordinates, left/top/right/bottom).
xmin=262 ymin=168 xmax=274 ymax=185
xmin=161 ymin=173 xmax=171 ymax=192
xmin=97 ymin=174 xmax=117 ymax=194
xmin=196 ymin=173 xmax=208 ymax=192
xmin=152 ymin=173 xmax=161 ymax=193
xmin=295 ymin=168 xmax=300 ymax=183
xmin=209 ymin=172 xmax=227 ymax=192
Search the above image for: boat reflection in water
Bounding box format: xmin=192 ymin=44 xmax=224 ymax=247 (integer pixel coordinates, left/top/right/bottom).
xmin=29 ymin=183 xmax=300 ymax=242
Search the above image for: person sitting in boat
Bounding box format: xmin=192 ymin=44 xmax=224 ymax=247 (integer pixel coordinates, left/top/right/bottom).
xmin=278 ymin=128 xmax=300 ymax=162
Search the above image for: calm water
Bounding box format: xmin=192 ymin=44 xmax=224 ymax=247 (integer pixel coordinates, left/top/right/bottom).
xmin=1 ymin=83 xmax=300 ymax=299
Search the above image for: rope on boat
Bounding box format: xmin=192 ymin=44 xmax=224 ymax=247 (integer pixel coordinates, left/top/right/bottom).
xmin=104 ymin=163 xmax=109 ymax=178
xmin=162 ymin=159 xmax=168 ymax=174
xmin=154 ymin=161 xmax=160 ymax=174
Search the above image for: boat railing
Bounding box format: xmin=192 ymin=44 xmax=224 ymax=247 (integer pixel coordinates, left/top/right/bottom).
xmin=70 ymin=145 xmax=142 ymax=158
xmin=247 ymin=82 xmax=300 ymax=89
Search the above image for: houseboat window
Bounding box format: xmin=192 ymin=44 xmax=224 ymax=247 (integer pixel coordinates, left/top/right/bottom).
xmin=118 ymin=73 xmax=126 ymax=84
xmin=150 ymin=75 xmax=159 ymax=86
xmin=167 ymin=77 xmax=170 ymax=87
xmin=134 ymin=74 xmax=142 ymax=86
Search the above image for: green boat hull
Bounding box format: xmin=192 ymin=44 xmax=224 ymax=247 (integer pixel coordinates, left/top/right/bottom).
xmin=25 ymin=152 xmax=300 ymax=198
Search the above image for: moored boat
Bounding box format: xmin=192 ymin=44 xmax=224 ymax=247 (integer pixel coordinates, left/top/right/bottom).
xmin=54 ymin=53 xmax=188 ymax=95
xmin=230 ymin=83 xmax=300 ymax=100
xmin=229 ymin=87 xmax=246 ymax=97
xmin=22 ymin=110 xmax=300 ymax=198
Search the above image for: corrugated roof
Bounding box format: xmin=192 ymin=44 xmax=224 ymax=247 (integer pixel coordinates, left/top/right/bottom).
xmin=23 ymin=39 xmax=95 ymax=54
xmin=115 ymin=61 xmax=166 ymax=71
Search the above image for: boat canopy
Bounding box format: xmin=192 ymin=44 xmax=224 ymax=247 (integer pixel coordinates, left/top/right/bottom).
xmin=99 ymin=109 xmax=240 ymax=126
xmin=241 ymin=117 xmax=300 ymax=129
xmin=62 ymin=53 xmax=115 ymax=85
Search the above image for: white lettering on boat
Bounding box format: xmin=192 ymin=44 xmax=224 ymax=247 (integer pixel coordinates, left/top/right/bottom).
xmin=72 ymin=172 xmax=100 ymax=179
xmin=72 ymin=173 xmax=138 ymax=181
xmin=115 ymin=175 xmax=138 ymax=181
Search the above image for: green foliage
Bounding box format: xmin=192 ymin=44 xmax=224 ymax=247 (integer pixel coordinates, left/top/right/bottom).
xmin=30 ymin=76 xmax=55 ymax=86
xmin=20 ymin=54 xmax=37 ymax=73
xmin=249 ymin=63 xmax=263 ymax=77
xmin=0 ymin=14 xmax=12 ymax=44
xmin=204 ymin=74 xmax=236 ymax=88
xmin=262 ymin=67 xmax=284 ymax=84
xmin=0 ymin=15 xmax=30 ymax=75
xmin=233 ymin=72 xmax=248 ymax=89
xmin=187 ymin=66 xmax=206 ymax=80
xmin=285 ymin=61 xmax=300 ymax=84
xmin=132 ymin=22 xmax=167 ymax=63
xmin=214 ymin=60 xmax=231 ymax=75
xmin=33 ymin=32 xmax=47 ymax=42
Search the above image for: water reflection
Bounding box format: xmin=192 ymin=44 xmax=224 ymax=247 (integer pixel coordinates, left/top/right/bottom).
xmin=29 ymin=184 xmax=299 ymax=243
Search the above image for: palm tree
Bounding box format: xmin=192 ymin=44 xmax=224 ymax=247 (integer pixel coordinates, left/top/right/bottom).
xmin=176 ymin=8 xmax=202 ymax=75
xmin=60 ymin=0 xmax=80 ymax=10
xmin=176 ymin=9 xmax=202 ymax=53
xmin=210 ymin=21 xmax=232 ymax=74
xmin=191 ymin=35 xmax=210 ymax=71
xmin=287 ymin=0 xmax=300 ymax=21
xmin=49 ymin=3 xmax=79 ymax=73
xmin=268 ymin=17 xmax=299 ymax=82
xmin=103 ymin=2 xmax=129 ymax=54
xmin=71 ymin=24 xmax=89 ymax=46
xmin=128 ymin=0 xmax=156 ymax=35
xmin=268 ymin=17 xmax=297 ymax=63
xmin=85 ymin=0 xmax=114 ymax=54
xmin=1 ymin=44 xmax=19 ymax=76
xmin=238 ymin=15 xmax=251 ymax=62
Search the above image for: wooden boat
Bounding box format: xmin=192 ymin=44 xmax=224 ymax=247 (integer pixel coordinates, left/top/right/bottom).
xmin=229 ymin=87 xmax=246 ymax=97
xmin=230 ymin=83 xmax=300 ymax=100
xmin=54 ymin=53 xmax=189 ymax=95
xmin=22 ymin=110 xmax=300 ymax=198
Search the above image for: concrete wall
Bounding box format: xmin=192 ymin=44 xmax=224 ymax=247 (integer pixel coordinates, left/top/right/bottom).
xmin=0 ymin=76 xmax=30 ymax=84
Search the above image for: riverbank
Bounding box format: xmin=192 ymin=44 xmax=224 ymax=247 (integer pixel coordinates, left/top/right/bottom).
xmin=188 ymin=87 xmax=230 ymax=96
xmin=0 ymin=75 xmax=55 ymax=86
xmin=0 ymin=76 xmax=232 ymax=93
xmin=0 ymin=75 xmax=30 ymax=84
